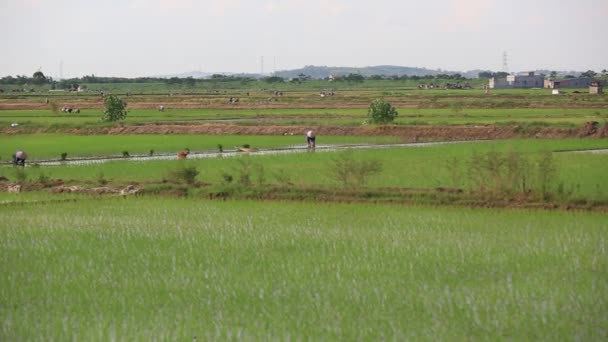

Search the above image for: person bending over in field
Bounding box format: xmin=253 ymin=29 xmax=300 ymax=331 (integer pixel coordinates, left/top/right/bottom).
xmin=306 ymin=130 xmax=316 ymax=149
xmin=13 ymin=150 xmax=27 ymax=166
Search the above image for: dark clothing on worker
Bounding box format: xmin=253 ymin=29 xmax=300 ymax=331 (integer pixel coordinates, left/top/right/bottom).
xmin=13 ymin=150 xmax=27 ymax=166
xmin=306 ymin=130 xmax=316 ymax=148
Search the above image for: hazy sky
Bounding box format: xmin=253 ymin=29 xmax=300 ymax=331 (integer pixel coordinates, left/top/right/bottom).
xmin=1 ymin=0 xmax=606 ymax=78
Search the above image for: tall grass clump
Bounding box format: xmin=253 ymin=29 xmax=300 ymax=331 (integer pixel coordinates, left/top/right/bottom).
xmin=329 ymin=150 xmax=383 ymax=188
xmin=14 ymin=169 xmax=27 ymax=184
xmin=167 ymin=164 xmax=199 ymax=185
xmin=223 ymin=157 xmax=267 ymax=188
xmin=467 ymin=150 xmax=558 ymax=200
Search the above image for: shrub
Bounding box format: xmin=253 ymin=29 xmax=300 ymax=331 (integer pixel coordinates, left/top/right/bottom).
xmin=149 ymin=149 xmax=154 ymax=156
xmin=228 ymin=157 xmax=266 ymax=187
xmin=466 ymin=150 xmax=558 ymax=200
xmin=367 ymin=99 xmax=398 ymax=124
xmin=221 ymin=173 xmax=234 ymax=184
xmin=445 ymin=157 xmax=463 ymax=188
xmin=14 ymin=169 xmax=27 ymax=184
xmin=236 ymin=158 xmax=252 ymax=186
xmin=330 ymin=150 xmax=382 ymax=188
xmin=37 ymin=173 xmax=50 ymax=186
xmin=60 ymin=152 xmax=68 ymax=161
xmin=255 ymin=163 xmax=266 ymax=185
xmin=273 ymin=169 xmax=293 ymax=186
xmin=122 ymin=151 xmax=130 ymax=157
xmin=168 ymin=165 xmax=199 ymax=185
xmin=101 ymin=95 xmax=127 ymax=122
xmin=536 ymin=150 xmax=557 ymax=200
xmin=97 ymin=173 xmax=108 ymax=186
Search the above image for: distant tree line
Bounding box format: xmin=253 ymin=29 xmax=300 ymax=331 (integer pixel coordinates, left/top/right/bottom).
xmin=0 ymin=71 xmax=474 ymax=87
xmin=3 ymin=68 xmax=605 ymax=88
xmin=477 ymin=71 xmax=510 ymax=79
xmin=291 ymin=73 xmax=470 ymax=83
xmin=1 ymin=71 xmax=53 ymax=85
xmin=0 ymin=72 xmax=258 ymax=89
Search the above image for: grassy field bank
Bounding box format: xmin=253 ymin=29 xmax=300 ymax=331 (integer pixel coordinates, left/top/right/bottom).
xmin=2 ymin=139 xmax=607 ymax=201
xmin=2 ymin=107 xmax=607 ymax=128
xmin=1 ymin=198 xmax=606 ymax=340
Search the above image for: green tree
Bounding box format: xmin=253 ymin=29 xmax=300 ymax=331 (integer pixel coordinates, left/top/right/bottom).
xmin=367 ymin=99 xmax=398 ymax=124
xmin=581 ymin=70 xmax=597 ymax=78
xmin=32 ymin=71 xmax=47 ymax=85
xmin=183 ymin=77 xmax=196 ymax=87
xmin=263 ymin=76 xmax=284 ymax=83
xmin=344 ymin=73 xmax=365 ymax=82
xmin=102 ymin=95 xmax=128 ymax=122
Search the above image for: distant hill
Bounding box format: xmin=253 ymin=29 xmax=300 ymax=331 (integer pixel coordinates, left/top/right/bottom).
xmin=155 ymin=66 xmax=586 ymax=80
xmin=159 ymin=66 xmax=467 ymax=80
xmin=154 ymin=71 xmax=262 ymax=79
xmin=273 ymin=65 xmax=463 ymax=79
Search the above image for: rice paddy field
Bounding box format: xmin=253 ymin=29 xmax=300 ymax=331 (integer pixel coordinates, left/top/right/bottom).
xmin=1 ymin=197 xmax=607 ymax=340
xmin=1 ymin=139 xmax=607 ymax=202
xmin=2 ymin=106 xmax=607 ymax=128
xmin=0 ymin=133 xmax=398 ymax=160
xmin=1 ymin=84 xmax=607 ymax=340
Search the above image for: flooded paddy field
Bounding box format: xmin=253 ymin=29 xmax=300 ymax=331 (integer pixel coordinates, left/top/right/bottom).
xmin=1 ymin=197 xmax=606 ymax=340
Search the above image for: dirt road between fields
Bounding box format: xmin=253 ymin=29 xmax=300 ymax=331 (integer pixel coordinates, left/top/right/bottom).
xmin=3 ymin=122 xmax=606 ymax=139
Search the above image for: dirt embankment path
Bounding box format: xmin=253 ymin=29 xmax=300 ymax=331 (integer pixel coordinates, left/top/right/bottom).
xmin=3 ymin=123 xmax=607 ymax=140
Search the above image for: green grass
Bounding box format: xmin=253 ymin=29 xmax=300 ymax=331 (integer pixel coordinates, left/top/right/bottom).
xmin=2 ymin=107 xmax=606 ymax=127
xmin=3 ymin=139 xmax=607 ymax=201
xmin=1 ymin=197 xmax=606 ymax=340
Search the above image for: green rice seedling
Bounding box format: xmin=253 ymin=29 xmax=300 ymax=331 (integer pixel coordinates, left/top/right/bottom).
xmin=0 ymin=198 xmax=606 ymax=340
xmin=0 ymin=134 xmax=398 ymax=160
xmin=7 ymin=139 xmax=607 ymax=202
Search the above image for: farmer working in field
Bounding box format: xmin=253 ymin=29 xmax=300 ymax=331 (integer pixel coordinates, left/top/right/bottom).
xmin=13 ymin=150 xmax=27 ymax=166
xmin=306 ymin=129 xmax=316 ymax=149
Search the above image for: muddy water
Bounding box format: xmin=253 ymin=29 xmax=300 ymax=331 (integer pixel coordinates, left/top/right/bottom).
xmin=12 ymin=141 xmax=479 ymax=167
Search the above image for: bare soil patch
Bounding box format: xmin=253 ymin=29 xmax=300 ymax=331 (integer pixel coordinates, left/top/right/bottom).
xmin=2 ymin=123 xmax=598 ymax=140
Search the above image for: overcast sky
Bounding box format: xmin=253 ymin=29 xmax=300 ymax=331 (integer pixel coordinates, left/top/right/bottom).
xmin=1 ymin=0 xmax=606 ymax=78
